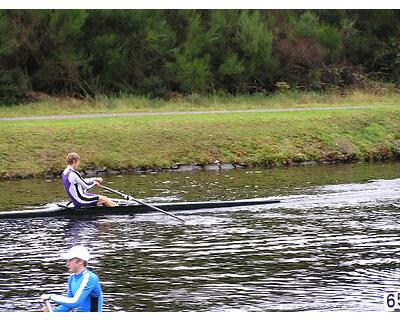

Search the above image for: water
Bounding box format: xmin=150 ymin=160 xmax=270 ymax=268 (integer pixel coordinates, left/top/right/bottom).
xmin=0 ymin=162 xmax=400 ymax=311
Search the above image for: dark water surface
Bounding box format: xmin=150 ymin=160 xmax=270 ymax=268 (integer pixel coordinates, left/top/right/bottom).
xmin=1 ymin=162 xmax=400 ymax=311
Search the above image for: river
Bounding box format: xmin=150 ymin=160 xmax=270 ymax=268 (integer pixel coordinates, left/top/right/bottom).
xmin=0 ymin=162 xmax=400 ymax=311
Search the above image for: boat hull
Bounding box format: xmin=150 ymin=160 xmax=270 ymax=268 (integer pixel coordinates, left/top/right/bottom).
xmin=0 ymin=198 xmax=280 ymax=219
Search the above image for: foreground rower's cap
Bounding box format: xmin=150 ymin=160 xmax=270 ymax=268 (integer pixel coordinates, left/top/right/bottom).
xmin=61 ymin=245 xmax=91 ymax=262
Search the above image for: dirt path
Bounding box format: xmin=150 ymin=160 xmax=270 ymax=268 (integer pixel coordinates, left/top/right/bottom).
xmin=0 ymin=105 xmax=394 ymax=121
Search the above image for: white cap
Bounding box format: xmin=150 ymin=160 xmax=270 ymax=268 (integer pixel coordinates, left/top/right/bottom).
xmin=61 ymin=245 xmax=91 ymax=262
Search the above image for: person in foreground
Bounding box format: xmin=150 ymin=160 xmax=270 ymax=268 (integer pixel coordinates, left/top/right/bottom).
xmin=41 ymin=245 xmax=103 ymax=312
xmin=62 ymin=152 xmax=117 ymax=207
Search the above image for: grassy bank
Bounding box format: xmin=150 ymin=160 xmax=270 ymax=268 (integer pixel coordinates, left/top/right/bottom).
xmin=1 ymin=90 xmax=400 ymax=117
xmin=1 ymin=107 xmax=400 ymax=179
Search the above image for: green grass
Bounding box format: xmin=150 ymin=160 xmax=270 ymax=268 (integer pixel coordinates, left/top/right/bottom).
xmin=1 ymin=107 xmax=400 ymax=179
xmin=1 ymin=90 xmax=400 ymax=117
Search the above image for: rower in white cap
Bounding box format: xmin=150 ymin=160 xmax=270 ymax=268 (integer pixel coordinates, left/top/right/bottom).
xmin=41 ymin=245 xmax=103 ymax=312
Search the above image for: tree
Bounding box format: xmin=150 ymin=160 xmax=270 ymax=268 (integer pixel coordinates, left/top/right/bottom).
xmin=166 ymin=10 xmax=216 ymax=94
xmin=1 ymin=9 xmax=400 ymax=103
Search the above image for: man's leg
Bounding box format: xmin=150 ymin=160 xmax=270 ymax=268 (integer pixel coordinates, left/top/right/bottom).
xmin=97 ymin=195 xmax=117 ymax=207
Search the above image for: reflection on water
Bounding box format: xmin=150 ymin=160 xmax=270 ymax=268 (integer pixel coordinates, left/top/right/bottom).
xmin=0 ymin=162 xmax=400 ymax=311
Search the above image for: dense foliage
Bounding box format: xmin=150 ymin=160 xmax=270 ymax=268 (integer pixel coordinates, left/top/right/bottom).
xmin=1 ymin=10 xmax=400 ymax=103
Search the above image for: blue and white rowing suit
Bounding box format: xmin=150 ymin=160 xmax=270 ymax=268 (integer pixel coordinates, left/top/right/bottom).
xmin=62 ymin=167 xmax=99 ymax=207
xmin=49 ymin=268 xmax=103 ymax=312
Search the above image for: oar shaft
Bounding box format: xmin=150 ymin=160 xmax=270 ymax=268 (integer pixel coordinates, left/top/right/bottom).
xmin=44 ymin=299 xmax=53 ymax=312
xmin=100 ymin=185 xmax=128 ymax=199
xmin=100 ymin=185 xmax=185 ymax=223
xmin=130 ymin=197 xmax=185 ymax=222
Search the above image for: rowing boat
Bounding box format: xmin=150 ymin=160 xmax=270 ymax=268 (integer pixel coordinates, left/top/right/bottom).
xmin=0 ymin=198 xmax=280 ymax=219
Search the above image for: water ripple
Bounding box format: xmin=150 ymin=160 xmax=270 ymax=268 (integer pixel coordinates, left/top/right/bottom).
xmin=1 ymin=164 xmax=400 ymax=311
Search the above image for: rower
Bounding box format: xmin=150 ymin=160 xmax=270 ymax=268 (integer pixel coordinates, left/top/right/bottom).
xmin=41 ymin=245 xmax=103 ymax=312
xmin=62 ymin=153 xmax=117 ymax=207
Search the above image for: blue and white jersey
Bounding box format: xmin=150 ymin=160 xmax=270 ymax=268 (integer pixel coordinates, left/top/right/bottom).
xmin=50 ymin=269 xmax=103 ymax=312
xmin=62 ymin=167 xmax=98 ymax=207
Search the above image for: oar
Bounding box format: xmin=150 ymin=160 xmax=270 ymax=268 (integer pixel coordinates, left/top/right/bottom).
xmin=99 ymin=185 xmax=185 ymax=223
xmin=42 ymin=299 xmax=53 ymax=312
